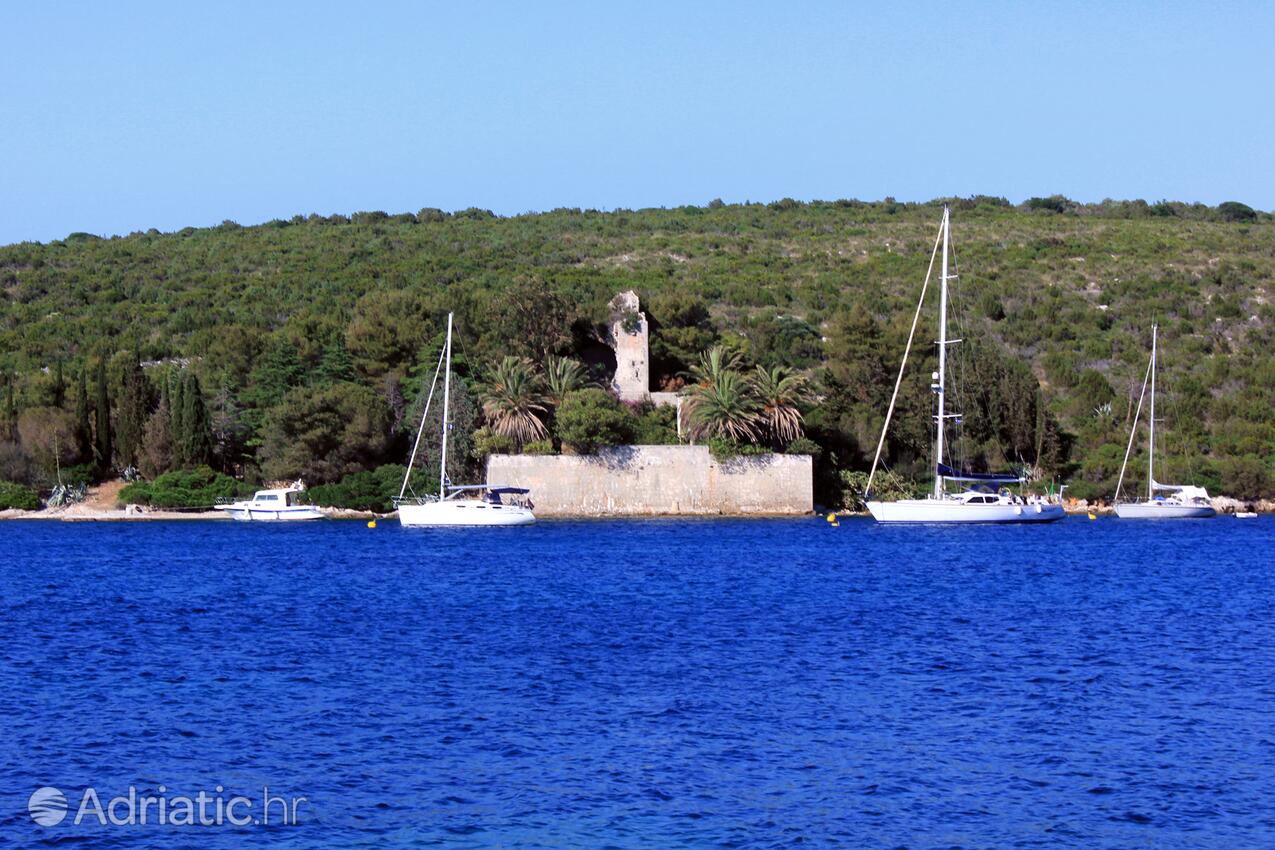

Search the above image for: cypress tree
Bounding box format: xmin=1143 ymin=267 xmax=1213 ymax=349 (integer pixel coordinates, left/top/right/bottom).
xmin=73 ymin=367 xmax=92 ymax=461
xmin=171 ymin=373 xmax=187 ymax=468
xmin=52 ymin=360 xmax=66 ymax=408
xmin=93 ymin=359 xmax=112 ymax=473
xmin=115 ymin=350 xmax=150 ymax=469
xmin=2 ymin=376 xmax=16 ymax=442
xmin=178 ymin=372 xmax=212 ymax=468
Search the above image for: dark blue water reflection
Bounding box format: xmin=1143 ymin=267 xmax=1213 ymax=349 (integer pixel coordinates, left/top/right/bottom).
xmin=2 ymin=516 xmax=1273 ymax=848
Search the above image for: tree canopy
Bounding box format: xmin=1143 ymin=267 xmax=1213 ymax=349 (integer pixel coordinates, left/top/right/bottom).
xmin=0 ymin=196 xmax=1270 ymax=506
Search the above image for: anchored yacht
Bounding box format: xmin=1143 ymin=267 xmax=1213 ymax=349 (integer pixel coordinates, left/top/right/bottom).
xmin=395 ymin=313 xmax=536 ymax=527
xmin=863 ymin=206 xmax=1064 ymax=524
xmin=1113 ymin=325 xmax=1216 ymax=519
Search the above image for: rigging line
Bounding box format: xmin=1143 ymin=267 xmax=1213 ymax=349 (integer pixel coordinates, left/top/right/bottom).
xmin=865 ymin=217 xmax=945 ymax=499
xmin=1114 ymin=350 xmax=1155 ymax=504
xmin=1154 ymin=329 xmax=1198 ymax=486
xmin=397 ymin=342 xmax=448 ymax=501
xmin=948 ymin=227 xmax=970 ymax=471
xmin=454 ymin=321 xmax=473 ymax=378
xmin=948 ymin=222 xmax=974 ymax=474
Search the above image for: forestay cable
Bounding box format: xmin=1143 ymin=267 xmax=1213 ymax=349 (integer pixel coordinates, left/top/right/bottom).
xmin=864 ymin=219 xmax=945 ymax=499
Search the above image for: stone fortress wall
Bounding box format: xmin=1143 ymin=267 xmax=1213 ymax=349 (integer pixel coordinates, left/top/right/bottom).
xmin=488 ymin=446 xmax=813 ymax=517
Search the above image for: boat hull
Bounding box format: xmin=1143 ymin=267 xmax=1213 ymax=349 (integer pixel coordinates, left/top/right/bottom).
xmin=398 ymin=501 xmax=536 ymax=527
xmin=1115 ymin=502 xmax=1215 ymax=519
xmin=217 ymin=506 xmax=325 ymax=521
xmin=867 ymin=499 xmax=1065 ymax=524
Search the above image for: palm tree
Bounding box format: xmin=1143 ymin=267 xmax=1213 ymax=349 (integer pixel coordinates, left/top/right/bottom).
xmin=684 ymin=369 xmax=760 ymax=442
xmin=543 ymin=355 xmax=590 ymax=407
xmin=751 ymin=365 xmax=814 ymax=446
xmin=688 ymin=345 xmax=746 ymax=387
xmin=480 ymin=357 xmax=549 ymax=445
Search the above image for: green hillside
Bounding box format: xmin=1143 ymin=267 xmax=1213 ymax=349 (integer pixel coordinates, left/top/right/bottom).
xmin=1 ymin=196 xmax=1272 ymax=507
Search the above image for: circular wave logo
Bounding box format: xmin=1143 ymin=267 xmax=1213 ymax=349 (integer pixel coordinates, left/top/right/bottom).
xmin=28 ymin=786 xmax=68 ymax=826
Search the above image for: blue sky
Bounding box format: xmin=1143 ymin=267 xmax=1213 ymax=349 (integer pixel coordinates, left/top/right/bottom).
xmin=2 ymin=1 xmax=1271 ymax=244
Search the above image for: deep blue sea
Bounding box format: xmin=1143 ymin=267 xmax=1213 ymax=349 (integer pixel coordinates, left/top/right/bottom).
xmin=2 ymin=516 xmax=1274 ymax=849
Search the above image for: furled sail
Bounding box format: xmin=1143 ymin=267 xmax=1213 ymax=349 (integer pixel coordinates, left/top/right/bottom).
xmin=936 ymin=463 xmax=1024 ymax=484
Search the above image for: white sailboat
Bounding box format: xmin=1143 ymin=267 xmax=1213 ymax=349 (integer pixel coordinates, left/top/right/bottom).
xmin=1114 ymin=325 xmax=1216 ymax=519
xmin=396 ymin=313 xmax=536 ymax=527
xmin=864 ymin=205 xmax=1064 ymax=524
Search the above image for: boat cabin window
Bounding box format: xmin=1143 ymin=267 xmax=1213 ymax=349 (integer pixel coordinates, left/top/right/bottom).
xmin=255 ymin=493 xmax=279 ymax=502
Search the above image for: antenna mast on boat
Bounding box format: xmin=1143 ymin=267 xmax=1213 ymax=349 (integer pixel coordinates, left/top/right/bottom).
xmin=1148 ymin=323 xmax=1157 ymax=500
xmin=934 ymin=205 xmax=951 ymax=499
xmin=439 ymin=312 xmax=453 ymax=501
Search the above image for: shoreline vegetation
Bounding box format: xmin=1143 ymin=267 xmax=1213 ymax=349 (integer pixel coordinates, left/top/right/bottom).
xmin=0 ymin=196 xmax=1270 ymax=513
xmin=0 ymin=480 xmax=1268 ymax=522
xmin=4 ymin=505 xmax=1269 ymax=522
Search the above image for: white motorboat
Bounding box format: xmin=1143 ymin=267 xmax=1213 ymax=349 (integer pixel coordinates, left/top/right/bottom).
xmin=216 ymin=484 xmax=324 ymax=521
xmin=395 ymin=312 xmax=536 ymax=527
xmin=1113 ymin=325 xmax=1216 ymax=519
xmin=862 ymin=205 xmax=1064 ymax=524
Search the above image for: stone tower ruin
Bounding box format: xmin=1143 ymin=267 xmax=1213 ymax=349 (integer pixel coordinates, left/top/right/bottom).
xmin=608 ymin=290 xmax=650 ymax=402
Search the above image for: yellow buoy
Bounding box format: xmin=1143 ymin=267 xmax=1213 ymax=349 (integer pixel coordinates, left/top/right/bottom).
xmin=831 ymin=522 xmax=840 ymax=528
xmin=367 ymin=519 xmax=377 ymax=529
xmin=1087 ymin=512 xmax=1097 ymax=521
xmin=825 ymin=513 xmax=836 ymax=523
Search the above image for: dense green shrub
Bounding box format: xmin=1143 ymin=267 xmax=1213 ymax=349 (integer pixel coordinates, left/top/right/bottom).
xmin=632 ymin=404 xmax=679 ymax=445
xmin=785 ymin=436 xmax=822 ymax=458
xmin=1217 ymin=201 xmax=1256 ymax=222
xmin=838 ymin=469 xmax=915 ymax=511
xmin=303 ymin=464 xmax=406 ymax=512
xmin=555 ymin=389 xmax=635 ymax=454
xmin=119 ymin=466 xmax=251 ymax=508
xmin=1214 ymin=455 xmax=1272 ymax=502
xmin=521 ymin=439 xmax=556 ymax=455
xmin=471 ymin=427 xmax=514 ymax=462
xmin=0 ymin=480 xmax=39 ymax=510
xmin=707 ymin=437 xmax=769 ymax=462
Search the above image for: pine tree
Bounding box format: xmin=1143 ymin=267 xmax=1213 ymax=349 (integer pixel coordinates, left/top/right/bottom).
xmin=178 ymin=372 xmax=212 ymax=468
xmin=316 ymin=341 xmax=356 ymax=385
xmin=208 ymin=380 xmax=244 ymax=473
xmin=93 ymin=359 xmax=112 ymax=473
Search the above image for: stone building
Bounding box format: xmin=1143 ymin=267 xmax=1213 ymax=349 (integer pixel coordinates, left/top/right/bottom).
xmin=608 ymin=290 xmax=649 ymax=402
xmin=606 ymin=290 xmax=681 ymax=411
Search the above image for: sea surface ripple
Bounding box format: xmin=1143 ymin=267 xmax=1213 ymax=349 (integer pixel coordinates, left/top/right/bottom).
xmin=1 ymin=516 xmax=1273 ymax=848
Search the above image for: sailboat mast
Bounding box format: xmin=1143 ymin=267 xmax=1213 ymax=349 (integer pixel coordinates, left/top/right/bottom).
xmin=1148 ymin=323 xmax=1157 ymax=500
xmin=439 ymin=312 xmax=453 ymax=501
xmin=934 ymin=205 xmax=950 ymax=499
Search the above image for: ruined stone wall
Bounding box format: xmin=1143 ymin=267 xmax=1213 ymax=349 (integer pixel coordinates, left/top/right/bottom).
xmin=609 ymin=290 xmax=650 ymax=402
xmin=487 ymin=445 xmax=813 ymax=516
